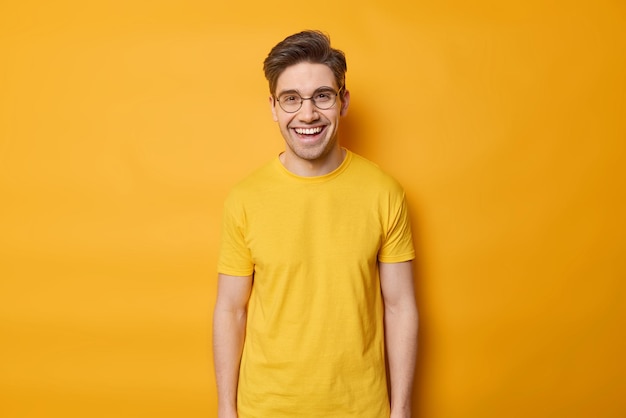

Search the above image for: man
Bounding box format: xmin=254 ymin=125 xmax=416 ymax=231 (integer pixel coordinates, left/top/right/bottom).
xmin=213 ymin=30 xmax=418 ymax=418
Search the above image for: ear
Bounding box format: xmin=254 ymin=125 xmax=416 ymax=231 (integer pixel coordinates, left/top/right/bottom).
xmin=269 ymin=96 xmax=278 ymax=122
xmin=339 ymin=89 xmax=350 ymax=117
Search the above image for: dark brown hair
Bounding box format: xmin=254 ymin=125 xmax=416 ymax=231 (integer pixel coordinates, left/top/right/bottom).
xmin=263 ymin=30 xmax=347 ymax=96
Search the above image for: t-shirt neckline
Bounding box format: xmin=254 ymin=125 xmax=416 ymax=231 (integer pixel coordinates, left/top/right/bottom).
xmin=274 ymin=148 xmax=353 ymax=183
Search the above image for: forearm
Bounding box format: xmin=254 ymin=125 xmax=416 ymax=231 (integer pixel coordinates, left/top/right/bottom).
xmin=385 ymin=302 xmax=418 ymax=416
xmin=213 ymin=304 xmax=247 ymax=416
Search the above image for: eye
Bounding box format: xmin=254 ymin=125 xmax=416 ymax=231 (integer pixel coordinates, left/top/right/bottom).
xmin=315 ymin=92 xmax=332 ymax=102
xmin=281 ymin=95 xmax=298 ymax=103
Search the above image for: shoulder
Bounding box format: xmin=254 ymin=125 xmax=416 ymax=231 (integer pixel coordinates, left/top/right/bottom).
xmin=224 ymin=157 xmax=283 ymax=210
xmin=224 ymin=159 xmax=279 ymax=202
xmin=346 ymin=151 xmax=405 ymax=195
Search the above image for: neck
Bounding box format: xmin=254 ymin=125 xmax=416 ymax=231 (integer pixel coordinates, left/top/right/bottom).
xmin=280 ymin=147 xmax=346 ymax=177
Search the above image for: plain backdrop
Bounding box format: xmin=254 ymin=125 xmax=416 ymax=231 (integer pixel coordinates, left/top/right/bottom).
xmin=1 ymin=1 xmax=625 ymax=417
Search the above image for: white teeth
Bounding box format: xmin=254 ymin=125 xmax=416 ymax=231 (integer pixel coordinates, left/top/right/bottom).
xmin=295 ymin=127 xmax=323 ymax=135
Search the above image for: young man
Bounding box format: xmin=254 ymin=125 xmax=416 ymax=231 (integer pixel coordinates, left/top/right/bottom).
xmin=213 ymin=30 xmax=418 ymax=418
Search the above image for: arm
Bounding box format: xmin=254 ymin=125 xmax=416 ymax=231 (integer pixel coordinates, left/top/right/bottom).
xmin=213 ymin=273 xmax=253 ymax=418
xmin=380 ymin=260 xmax=419 ymax=418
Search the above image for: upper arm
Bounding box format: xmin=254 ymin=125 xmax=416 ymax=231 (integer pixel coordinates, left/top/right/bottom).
xmin=215 ymin=273 xmax=253 ymax=312
xmin=379 ymin=261 xmax=417 ymax=311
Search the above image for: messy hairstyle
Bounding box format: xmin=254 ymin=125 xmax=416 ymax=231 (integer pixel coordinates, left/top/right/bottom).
xmin=263 ymin=30 xmax=347 ymax=97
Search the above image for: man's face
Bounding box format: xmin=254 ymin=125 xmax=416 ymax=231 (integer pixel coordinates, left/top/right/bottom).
xmin=270 ymin=62 xmax=349 ymax=170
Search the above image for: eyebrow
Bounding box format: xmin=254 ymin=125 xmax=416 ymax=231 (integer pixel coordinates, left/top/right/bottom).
xmin=276 ymin=86 xmax=336 ymax=97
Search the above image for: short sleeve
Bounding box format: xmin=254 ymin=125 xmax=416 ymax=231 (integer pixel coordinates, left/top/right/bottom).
xmin=217 ymin=192 xmax=255 ymax=276
xmin=378 ymin=190 xmax=415 ymax=263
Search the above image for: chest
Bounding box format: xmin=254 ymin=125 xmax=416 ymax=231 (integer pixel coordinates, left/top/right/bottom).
xmin=243 ymin=187 xmax=385 ymax=270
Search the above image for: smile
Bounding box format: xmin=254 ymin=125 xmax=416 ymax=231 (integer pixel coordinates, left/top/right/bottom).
xmin=294 ymin=126 xmax=323 ymax=135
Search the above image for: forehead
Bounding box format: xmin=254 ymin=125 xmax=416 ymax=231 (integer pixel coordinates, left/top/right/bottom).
xmin=275 ymin=62 xmax=337 ymax=94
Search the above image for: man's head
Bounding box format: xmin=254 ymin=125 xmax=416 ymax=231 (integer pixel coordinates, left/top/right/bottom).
xmin=264 ymin=31 xmax=350 ymax=176
xmin=263 ymin=30 xmax=347 ymax=97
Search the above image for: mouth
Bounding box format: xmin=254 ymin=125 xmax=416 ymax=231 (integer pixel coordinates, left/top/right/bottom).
xmin=293 ymin=126 xmax=324 ymax=136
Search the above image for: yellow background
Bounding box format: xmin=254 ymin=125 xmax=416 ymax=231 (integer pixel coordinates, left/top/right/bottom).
xmin=1 ymin=1 xmax=624 ymax=417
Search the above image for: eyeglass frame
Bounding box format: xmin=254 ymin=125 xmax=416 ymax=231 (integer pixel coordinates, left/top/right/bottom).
xmin=273 ymin=85 xmax=345 ymax=113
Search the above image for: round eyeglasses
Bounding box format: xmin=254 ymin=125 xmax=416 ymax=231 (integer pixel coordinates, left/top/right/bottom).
xmin=276 ymin=86 xmax=344 ymax=113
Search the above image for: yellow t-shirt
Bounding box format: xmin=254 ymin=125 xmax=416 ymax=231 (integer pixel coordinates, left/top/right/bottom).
xmin=218 ymin=150 xmax=415 ymax=417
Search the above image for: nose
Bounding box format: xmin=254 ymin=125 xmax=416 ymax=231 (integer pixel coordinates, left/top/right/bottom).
xmin=297 ymin=98 xmax=320 ymax=123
